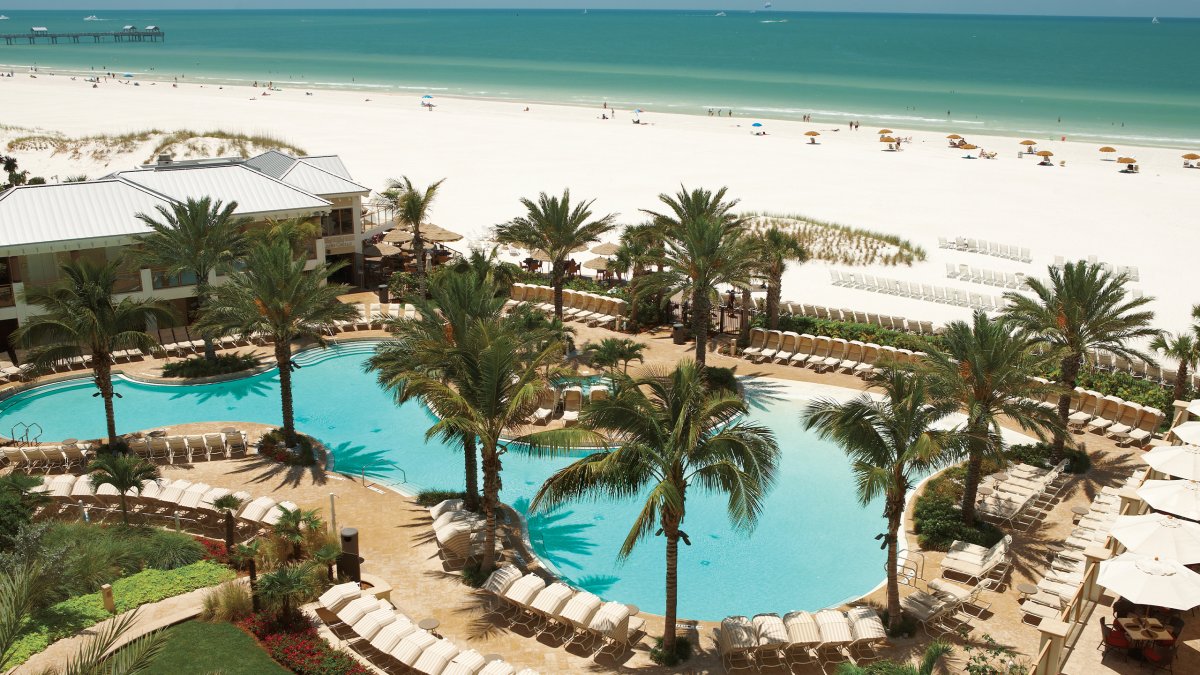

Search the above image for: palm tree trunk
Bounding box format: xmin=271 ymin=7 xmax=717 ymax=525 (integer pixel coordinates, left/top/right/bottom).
xmin=663 ymin=526 xmax=680 ymax=655
xmin=275 ymin=342 xmax=297 ymax=445
xmin=766 ymin=274 xmax=783 ymax=330
xmin=885 ymin=509 xmax=902 ymax=633
xmin=248 ymin=559 xmax=260 ymax=612
xmin=960 ymin=442 xmax=984 ymax=526
xmin=692 ymin=289 xmax=709 ymax=369
xmin=94 ymin=358 xmax=118 ymax=444
xmin=480 ymin=444 xmax=502 ymax=573
xmin=120 ymin=495 xmax=129 ymax=525
xmin=463 ymin=434 xmax=480 ymax=511
xmin=224 ymin=511 xmax=236 ymax=554
xmin=552 ymin=261 xmax=566 ymax=321
xmin=1174 ymin=362 xmax=1190 ymax=403
xmin=414 ymin=232 xmax=426 ymax=280
xmin=202 ymin=337 xmax=217 ymax=362
xmin=1054 ymin=353 xmax=1082 ymax=459
xmin=737 ymin=288 xmax=752 ymax=349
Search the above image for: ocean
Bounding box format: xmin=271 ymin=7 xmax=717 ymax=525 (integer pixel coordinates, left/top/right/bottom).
xmin=1 ymin=9 xmax=1198 ymax=145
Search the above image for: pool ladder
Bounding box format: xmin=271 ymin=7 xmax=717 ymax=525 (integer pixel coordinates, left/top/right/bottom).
xmin=9 ymin=422 xmax=42 ymax=447
xmin=359 ymin=461 xmax=407 ymax=489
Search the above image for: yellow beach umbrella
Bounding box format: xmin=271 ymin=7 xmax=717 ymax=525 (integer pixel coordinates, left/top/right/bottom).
xmin=880 ymin=136 xmax=898 ymax=143
xmin=877 ymin=129 xmax=893 ymax=135
xmin=1019 ymin=140 xmax=1038 ymax=146
xmin=590 ymin=242 xmax=620 ymax=256
xmin=959 ymin=144 xmax=979 ymax=150
xmin=1117 ymin=157 xmax=1137 ymax=164
xmin=1183 ymin=153 xmax=1200 ymax=160
xmin=1099 ymin=146 xmax=1117 ymax=153
xmin=946 ymin=134 xmax=963 ymax=140
xmin=805 ymin=131 xmax=821 ymax=137
xmin=1036 ymin=150 xmax=1054 ymax=157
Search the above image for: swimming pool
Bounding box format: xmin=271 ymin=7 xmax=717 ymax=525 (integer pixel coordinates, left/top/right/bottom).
xmin=0 ymin=341 xmax=1009 ymax=620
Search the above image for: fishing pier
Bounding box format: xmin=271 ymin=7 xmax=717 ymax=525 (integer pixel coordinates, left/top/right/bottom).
xmin=0 ymin=26 xmax=164 ymax=46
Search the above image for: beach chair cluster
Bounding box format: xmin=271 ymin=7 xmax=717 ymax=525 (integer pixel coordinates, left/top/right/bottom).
xmin=480 ymin=566 xmax=646 ymax=661
xmin=0 ymin=359 xmax=34 ymax=383
xmin=429 ymin=499 xmax=492 ymax=567
xmin=828 ymin=269 xmax=1011 ymax=312
xmin=944 ymin=264 xmax=1030 ymax=290
xmin=1020 ymin=469 xmax=1146 ymax=625
xmin=316 ymin=581 xmax=540 ymax=675
xmin=902 ymin=571 xmax=998 ymax=638
xmin=126 ymin=431 xmax=249 ymax=465
xmin=1066 ymin=388 xmax=1164 ymax=448
xmin=327 ymin=302 xmax=416 ymax=334
xmin=713 ymin=607 xmax=887 ymax=673
xmin=530 ymin=384 xmax=599 ymax=426
xmin=2 ymin=440 xmax=93 ymax=473
xmin=977 ymin=461 xmax=1070 ymax=530
xmin=31 ymin=474 xmax=293 ymax=536
xmin=772 ymin=302 xmax=939 ymax=335
xmin=741 ymin=329 xmax=926 ymax=375
xmin=1091 ymin=348 xmax=1190 ymax=391
xmin=1052 ymin=255 xmax=1140 ymax=282
xmin=506 ymin=284 xmax=625 ymax=329
xmin=938 ymin=237 xmax=1032 ymax=263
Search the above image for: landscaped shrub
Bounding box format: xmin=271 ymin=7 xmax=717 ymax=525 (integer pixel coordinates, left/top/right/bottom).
xmin=649 ymin=635 xmax=693 ymax=666
xmin=1008 ymin=442 xmax=1090 ymax=474
xmin=239 ymin=613 xmax=371 ymax=675
xmin=201 ymin=581 xmax=254 ymax=623
xmin=765 ymin=315 xmax=940 ymax=354
xmin=3 ymin=560 xmax=234 ymax=667
xmin=195 ymin=535 xmax=229 ymax=562
xmin=415 ymin=489 xmax=467 ymax=508
xmin=1074 ymin=368 xmax=1178 ymax=419
xmin=161 ymin=353 xmax=261 ymax=379
xmin=704 ymin=366 xmax=739 ymax=394
xmin=913 ymin=495 xmax=1004 ymax=552
xmin=259 ymin=429 xmax=321 ymax=466
xmin=40 ymin=523 xmax=206 ymax=596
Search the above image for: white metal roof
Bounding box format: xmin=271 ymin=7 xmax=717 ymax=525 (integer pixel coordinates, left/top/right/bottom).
xmin=279 ymin=161 xmax=369 ymax=197
xmin=242 ymin=150 xmax=295 ymax=179
xmin=300 ymin=155 xmax=352 ymax=180
xmin=0 ymin=180 xmax=172 ymax=253
xmin=113 ymin=165 xmax=330 ymax=216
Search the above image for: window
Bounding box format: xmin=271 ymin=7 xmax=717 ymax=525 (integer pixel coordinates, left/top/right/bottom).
xmin=321 ymin=208 xmax=354 ymax=237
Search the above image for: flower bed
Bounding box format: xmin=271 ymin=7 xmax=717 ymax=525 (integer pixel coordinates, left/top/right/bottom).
xmin=238 ymin=613 xmax=370 ymax=675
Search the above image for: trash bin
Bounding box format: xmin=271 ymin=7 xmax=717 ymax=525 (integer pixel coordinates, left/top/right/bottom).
xmin=671 ymin=323 xmax=688 ymax=345
xmin=377 ymin=284 xmax=389 ymax=304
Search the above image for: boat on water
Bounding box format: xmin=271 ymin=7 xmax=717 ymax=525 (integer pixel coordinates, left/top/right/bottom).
xmin=84 ymin=15 xmax=100 ymax=21
xmin=1152 ymin=17 xmax=1160 ymax=24
xmin=716 ymin=11 xmax=727 ymax=17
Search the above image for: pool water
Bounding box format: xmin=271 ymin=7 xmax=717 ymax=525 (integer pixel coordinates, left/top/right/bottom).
xmin=0 ymin=341 xmax=900 ymax=620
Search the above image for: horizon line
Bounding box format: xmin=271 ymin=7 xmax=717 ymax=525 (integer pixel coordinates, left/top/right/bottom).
xmin=3 ymin=8 xmax=1189 ymax=19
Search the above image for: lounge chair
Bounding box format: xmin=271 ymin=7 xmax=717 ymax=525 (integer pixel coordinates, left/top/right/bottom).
xmin=391 ymin=630 xmax=439 ymax=669
xmin=532 ymin=390 xmax=558 ymax=425
xmin=819 ymin=338 xmax=848 ymax=372
xmin=715 ymin=615 xmax=757 ymax=672
xmin=838 ymin=340 xmax=865 ymax=373
xmin=1086 ymin=395 xmax=1123 ymax=434
xmin=773 ymin=332 xmax=800 ymax=364
xmin=589 ymin=385 xmax=609 ymax=403
xmin=814 ymin=609 xmax=855 ymax=666
xmin=1126 ymin=407 xmax=1164 ymax=447
xmin=751 ymin=613 xmax=789 ymax=669
xmin=756 ymin=331 xmax=783 ymax=363
xmin=369 ymin=616 xmax=418 ymax=655
xmin=443 ymin=650 xmax=488 ymax=675
xmin=1105 ymin=403 xmax=1144 ymax=440
xmin=855 ymin=344 xmax=880 ymax=377
xmin=788 ymin=333 xmax=817 ymax=367
xmin=555 ymin=590 xmax=602 ymax=645
xmin=500 ymin=574 xmax=547 ymax=619
xmin=353 ymin=606 xmax=398 ymax=641
xmin=412 ymin=637 xmax=460 ymax=674
xmin=560 ymin=387 xmax=582 ymax=426
xmin=846 ymin=607 xmax=887 ymax=663
xmin=586 ymin=601 xmax=644 ymax=658
xmin=430 ymin=498 xmax=465 ymax=521
xmin=807 ymin=336 xmax=833 ymax=372
xmin=782 ymin=611 xmax=822 ymax=668
xmin=525 ymin=582 xmax=574 ymax=634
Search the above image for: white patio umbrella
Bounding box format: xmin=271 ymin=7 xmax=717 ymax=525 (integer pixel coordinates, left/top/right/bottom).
xmin=1143 ymin=444 xmax=1200 ymax=480
xmin=1097 ymin=552 xmax=1200 ymax=610
xmin=1173 ymin=422 xmax=1200 ymax=445
xmin=1138 ymin=479 xmax=1200 ymax=521
xmin=1108 ymin=513 xmax=1200 ymax=564
xmin=1185 ymin=399 xmax=1200 ymax=417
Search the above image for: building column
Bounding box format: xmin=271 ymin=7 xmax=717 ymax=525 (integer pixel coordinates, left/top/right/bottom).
xmin=1084 ymin=546 xmax=1111 ymax=602
xmin=1035 ymin=619 xmax=1070 ymax=675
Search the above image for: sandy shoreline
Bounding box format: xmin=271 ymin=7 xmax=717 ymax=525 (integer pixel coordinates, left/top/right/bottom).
xmin=3 ymin=73 xmax=1200 ymax=332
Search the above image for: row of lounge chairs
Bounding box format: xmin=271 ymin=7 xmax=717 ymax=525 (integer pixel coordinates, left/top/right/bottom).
xmin=1092 ymin=349 xmax=1194 ymax=390
xmin=945 ymin=264 xmax=1029 ymax=290
xmin=317 ymin=582 xmax=539 ymax=675
xmin=2 ymin=431 xmax=249 ymax=473
xmin=329 ymin=302 xmax=418 ymax=334
xmin=900 ymin=577 xmax=995 ymax=638
xmin=507 ymin=284 xmax=626 ymax=329
xmin=481 ymin=566 xmax=645 ymax=660
xmin=741 ymin=329 xmax=926 ymax=375
xmin=977 ymin=461 xmax=1070 ymax=530
xmin=829 ymin=269 xmax=1011 ymax=312
xmin=1066 ymin=389 xmax=1164 ymax=447
xmin=430 ymin=499 xmax=491 ymax=566
xmin=0 ymin=359 xmax=34 ymax=383
xmin=714 ymin=608 xmax=887 ymax=673
xmin=770 ymin=302 xmax=939 ymax=335
xmin=938 ymin=237 xmax=1032 ymax=263
xmin=1052 ymin=255 xmax=1139 ymax=282
xmin=531 ymin=385 xmax=595 ymax=426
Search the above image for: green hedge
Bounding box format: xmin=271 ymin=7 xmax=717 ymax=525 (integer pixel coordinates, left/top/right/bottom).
xmin=161 ymin=353 xmax=261 ymax=379
xmin=763 ymin=315 xmax=939 ymax=353
xmin=4 ymin=561 xmax=235 ymax=668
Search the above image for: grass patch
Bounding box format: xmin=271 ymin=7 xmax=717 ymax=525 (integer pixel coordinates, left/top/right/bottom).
xmin=161 ymin=353 xmax=261 ymax=379
xmin=746 ymin=212 xmax=928 ymax=266
xmin=147 ymin=620 xmax=290 ymax=675
xmin=6 ymin=128 xmax=305 ymax=164
xmin=4 ymin=561 xmax=234 ymax=668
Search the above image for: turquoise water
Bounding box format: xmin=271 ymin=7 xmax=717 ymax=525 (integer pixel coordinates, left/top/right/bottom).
xmin=1 ymin=10 xmax=1197 ymax=144
xmin=3 ymin=341 xmax=895 ymax=619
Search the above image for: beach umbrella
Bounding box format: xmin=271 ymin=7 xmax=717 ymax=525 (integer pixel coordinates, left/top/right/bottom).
xmin=1117 ymin=157 xmax=1137 ymax=164
xmin=382 ymin=229 xmax=414 ymax=244
xmin=1186 ymin=399 xmax=1200 ymax=417
xmin=752 ymin=122 xmax=763 ymax=128
xmin=1109 ymin=513 xmax=1200 ymax=564
xmin=422 ymin=95 xmax=433 ymax=99
xmin=1183 ymin=153 xmax=1200 ymax=160
xmin=529 ymin=249 xmax=553 ymax=262
xmin=877 ymin=129 xmax=893 ymax=135
xmin=959 ymin=144 xmax=978 ymax=150
xmin=946 ymin=134 xmax=963 ymax=140
xmin=1171 ymin=423 xmax=1200 ymax=445
xmin=1019 ymin=140 xmax=1038 ymax=146
xmin=880 ymin=136 xmax=898 ymax=144
xmin=1139 ymin=480 xmax=1200 ymax=521
xmin=1097 ymin=552 xmax=1200 ymax=610
xmin=1143 ymin=444 xmax=1200 ymax=479
xmin=591 ymin=242 xmax=620 ymax=256
xmin=583 ymin=257 xmax=610 ymax=271
xmin=804 ymin=131 xmax=821 ymax=137
xmin=1100 ymin=146 xmax=1118 ymax=153
xmin=364 ymin=242 xmax=403 ymax=258
xmin=420 ymin=224 xmax=463 ymax=243
xmin=1036 ymin=150 xmax=1054 ymax=158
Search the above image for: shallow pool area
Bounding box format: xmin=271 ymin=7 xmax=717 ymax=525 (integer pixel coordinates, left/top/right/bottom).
xmin=0 ymin=341 xmax=954 ymax=620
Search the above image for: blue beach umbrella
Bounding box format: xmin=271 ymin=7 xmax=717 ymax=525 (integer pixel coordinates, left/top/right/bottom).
xmin=421 ymin=95 xmax=433 ymax=99
xmin=752 ymin=122 xmax=763 ymax=127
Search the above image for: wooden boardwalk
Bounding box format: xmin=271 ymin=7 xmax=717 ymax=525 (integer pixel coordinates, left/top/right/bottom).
xmin=1 ymin=30 xmax=164 ymax=45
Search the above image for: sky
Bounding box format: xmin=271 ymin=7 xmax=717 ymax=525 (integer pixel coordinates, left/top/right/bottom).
xmin=1 ymin=1 xmax=1194 ymax=17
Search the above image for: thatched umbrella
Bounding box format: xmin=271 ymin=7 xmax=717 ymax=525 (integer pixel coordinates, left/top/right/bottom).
xmin=591 ymin=242 xmax=620 ymax=256
xmin=364 ymin=242 xmax=403 ymax=258
xmin=382 ymin=228 xmax=414 ymax=244
xmin=583 ymin=257 xmax=610 ymax=271
xmin=946 ymin=134 xmax=963 ymax=140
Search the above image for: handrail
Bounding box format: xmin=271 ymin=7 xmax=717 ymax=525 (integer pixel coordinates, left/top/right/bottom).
xmin=1034 ymin=639 xmax=1054 ymax=674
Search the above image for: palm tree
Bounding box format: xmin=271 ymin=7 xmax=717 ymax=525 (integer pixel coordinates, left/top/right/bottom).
xmin=1152 ymin=305 xmax=1200 ymax=402
xmin=803 ymin=366 xmax=958 ymax=633
xmin=836 ymin=639 xmax=953 ymax=675
xmin=582 ymin=337 xmax=645 ymax=375
xmin=382 ymin=176 xmax=445 ymax=289
xmin=212 ymin=494 xmax=245 ymax=555
xmin=521 ymin=361 xmax=779 ymax=656
xmin=248 ymin=216 xmax=321 ymax=259
xmin=369 ymin=267 xmax=511 ymax=511
xmin=134 ymin=197 xmax=248 ymax=361
xmin=609 ymin=224 xmax=665 ymax=332
xmin=494 ymin=189 xmax=615 ymax=320
xmin=922 ymin=311 xmax=1062 ymax=525
xmin=198 ymin=240 xmax=358 ymax=446
xmin=88 ymin=454 xmax=160 ymax=525
xmin=271 ymin=506 xmax=324 ymax=561
xmin=1003 ymin=261 xmax=1158 ymax=458
xmin=14 ymin=260 xmax=173 ymax=443
xmin=755 ymin=227 xmax=809 ymax=330
xmin=256 ymin=561 xmax=321 ymax=619
xmin=399 ymin=318 xmax=563 ymax=573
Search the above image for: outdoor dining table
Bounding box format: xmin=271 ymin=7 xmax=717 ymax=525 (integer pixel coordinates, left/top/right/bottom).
xmin=1116 ymin=616 xmax=1173 ymax=644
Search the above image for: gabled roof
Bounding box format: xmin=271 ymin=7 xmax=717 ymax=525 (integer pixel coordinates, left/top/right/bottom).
xmin=243 ymin=151 xmax=367 ymax=197
xmin=242 ymin=150 xmax=296 ymax=179
xmin=300 ymin=155 xmax=352 ymax=180
xmin=0 ymin=180 xmax=173 ymax=251
xmin=112 ymin=164 xmax=330 ymax=216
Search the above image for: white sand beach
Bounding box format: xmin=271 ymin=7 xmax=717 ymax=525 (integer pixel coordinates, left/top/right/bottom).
xmin=3 ymin=74 xmax=1199 ymax=331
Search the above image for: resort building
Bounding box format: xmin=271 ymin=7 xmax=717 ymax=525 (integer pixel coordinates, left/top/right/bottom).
xmin=0 ymin=150 xmax=373 ymax=356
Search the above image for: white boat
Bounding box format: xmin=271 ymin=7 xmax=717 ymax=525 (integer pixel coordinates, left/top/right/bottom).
xmin=84 ymin=15 xmax=100 ymax=21
xmin=1152 ymin=17 xmax=1160 ymax=24
xmin=0 ymin=15 xmax=10 ymax=20
xmin=716 ymin=11 xmax=727 ymax=16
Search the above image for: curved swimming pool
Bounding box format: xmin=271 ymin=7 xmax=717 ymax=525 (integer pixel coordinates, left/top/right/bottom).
xmin=0 ymin=341 xmax=919 ymax=620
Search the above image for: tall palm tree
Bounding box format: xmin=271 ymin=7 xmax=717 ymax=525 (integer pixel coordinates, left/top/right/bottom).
xmin=836 ymin=639 xmax=953 ymax=675
xmin=521 ymin=361 xmax=779 ymax=655
xmin=14 ymin=260 xmax=173 ymax=443
xmin=494 ymin=189 xmax=615 ymax=320
xmin=1152 ymin=305 xmax=1200 ymax=402
xmin=369 ymin=268 xmax=511 ymax=511
xmin=582 ymin=337 xmax=646 ymax=375
xmin=922 ymin=311 xmax=1061 ymax=525
xmin=382 ymin=176 xmax=445 ymax=289
xmin=1003 ymin=261 xmax=1158 ymax=458
xmin=88 ymin=454 xmax=160 ymax=525
xmin=755 ymin=227 xmax=810 ymax=330
xmin=400 ymin=318 xmax=563 ymax=573
xmin=803 ymin=366 xmax=958 ymax=633
xmin=198 ymin=240 xmax=357 ymax=445
xmin=134 ymin=197 xmax=248 ymax=361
